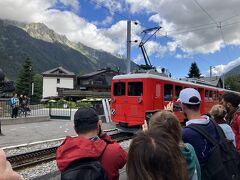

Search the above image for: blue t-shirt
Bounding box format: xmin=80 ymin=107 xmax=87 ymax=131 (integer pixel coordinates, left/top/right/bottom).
xmin=182 ymin=118 xmax=219 ymax=168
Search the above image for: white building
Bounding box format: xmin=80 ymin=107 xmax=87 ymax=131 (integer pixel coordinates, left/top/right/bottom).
xmin=42 ymin=67 xmax=75 ymax=99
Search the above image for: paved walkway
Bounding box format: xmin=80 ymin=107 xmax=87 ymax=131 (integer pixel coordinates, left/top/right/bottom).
xmin=0 ymin=120 xmax=116 ymax=148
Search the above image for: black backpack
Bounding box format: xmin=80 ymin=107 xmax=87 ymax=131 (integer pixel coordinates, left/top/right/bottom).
xmin=61 ymin=158 xmax=107 ymax=180
xmin=61 ymin=143 xmax=109 ymax=180
xmin=187 ymin=120 xmax=240 ymax=180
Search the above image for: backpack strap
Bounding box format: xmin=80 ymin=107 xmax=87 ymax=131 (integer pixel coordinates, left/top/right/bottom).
xmin=187 ymin=123 xmax=219 ymax=146
xmin=212 ymin=120 xmax=231 ymax=142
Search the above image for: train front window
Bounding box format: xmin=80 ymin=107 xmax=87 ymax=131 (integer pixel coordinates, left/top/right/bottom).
xmin=164 ymin=84 xmax=173 ymax=101
xmin=128 ymin=82 xmax=143 ymax=96
xmin=114 ymin=82 xmax=126 ymax=96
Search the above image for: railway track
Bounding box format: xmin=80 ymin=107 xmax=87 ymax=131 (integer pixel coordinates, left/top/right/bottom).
xmin=7 ymin=130 xmax=133 ymax=171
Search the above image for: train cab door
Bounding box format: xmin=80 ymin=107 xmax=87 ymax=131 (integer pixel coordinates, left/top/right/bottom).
xmin=153 ymin=81 xmax=162 ymax=109
xmin=125 ymin=81 xmax=144 ymax=126
xmin=111 ymin=81 xmax=127 ymax=124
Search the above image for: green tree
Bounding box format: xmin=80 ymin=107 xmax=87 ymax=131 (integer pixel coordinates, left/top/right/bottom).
xmin=225 ymin=75 xmax=240 ymax=92
xmin=31 ymin=74 xmax=43 ymax=103
xmin=16 ymin=57 xmax=34 ymax=96
xmin=188 ymin=62 xmax=201 ymax=78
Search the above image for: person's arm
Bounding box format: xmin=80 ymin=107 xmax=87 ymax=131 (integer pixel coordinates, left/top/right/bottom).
xmin=0 ymin=149 xmax=23 ymax=180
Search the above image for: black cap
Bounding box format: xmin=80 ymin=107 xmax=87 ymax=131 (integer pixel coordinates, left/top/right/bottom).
xmin=74 ymin=107 xmax=99 ymax=128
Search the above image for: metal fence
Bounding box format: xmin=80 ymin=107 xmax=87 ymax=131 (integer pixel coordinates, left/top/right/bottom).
xmin=0 ymin=98 xmax=107 ymax=119
xmin=0 ymin=99 xmax=49 ymax=118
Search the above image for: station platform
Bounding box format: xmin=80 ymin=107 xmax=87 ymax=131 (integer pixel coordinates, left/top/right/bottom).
xmin=0 ymin=119 xmax=116 ymax=148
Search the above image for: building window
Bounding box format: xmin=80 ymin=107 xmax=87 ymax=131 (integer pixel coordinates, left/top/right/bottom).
xmin=57 ymin=78 xmax=60 ymax=84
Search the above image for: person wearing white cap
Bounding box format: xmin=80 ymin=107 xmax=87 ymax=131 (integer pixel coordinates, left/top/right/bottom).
xmin=178 ymin=89 xmax=219 ymax=170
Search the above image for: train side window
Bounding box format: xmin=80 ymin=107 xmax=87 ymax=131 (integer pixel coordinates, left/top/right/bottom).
xmin=213 ymin=91 xmax=217 ymax=101
xmin=114 ymin=82 xmax=126 ymax=96
xmin=175 ymin=86 xmax=182 ymax=100
xmin=164 ymin=84 xmax=173 ymax=101
xmin=205 ymin=90 xmax=209 ymax=101
xmin=128 ymin=82 xmax=143 ymax=96
xmin=209 ymin=91 xmax=213 ymax=101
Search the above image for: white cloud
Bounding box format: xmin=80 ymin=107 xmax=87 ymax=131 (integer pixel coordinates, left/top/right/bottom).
xmin=175 ymin=54 xmax=183 ymax=59
xmin=0 ymin=0 xmax=54 ymax=23
xmin=59 ymin=0 xmax=80 ymax=12
xmin=0 ymin=0 xmax=141 ymax=55
xmin=127 ymin=0 xmax=240 ymax=54
xmin=92 ymin=16 xmax=113 ymax=26
xmin=144 ymin=41 xmax=167 ymax=57
xmin=211 ymin=57 xmax=240 ymax=76
xmin=91 ymin=0 xmax=123 ymax=15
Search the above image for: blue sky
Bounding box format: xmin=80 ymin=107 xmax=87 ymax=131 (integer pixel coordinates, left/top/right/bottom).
xmin=1 ymin=0 xmax=240 ymax=78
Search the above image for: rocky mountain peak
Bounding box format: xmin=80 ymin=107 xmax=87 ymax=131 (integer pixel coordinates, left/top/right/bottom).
xmin=23 ymin=22 xmax=68 ymax=44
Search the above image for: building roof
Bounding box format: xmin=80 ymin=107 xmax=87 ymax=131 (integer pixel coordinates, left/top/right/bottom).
xmin=78 ymin=69 xmax=117 ymax=78
xmin=180 ymin=76 xmax=222 ymax=87
xmin=42 ymin=66 xmax=75 ymax=77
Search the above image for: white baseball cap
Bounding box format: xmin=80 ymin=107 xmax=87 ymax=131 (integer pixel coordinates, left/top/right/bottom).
xmin=178 ymin=88 xmax=201 ymax=105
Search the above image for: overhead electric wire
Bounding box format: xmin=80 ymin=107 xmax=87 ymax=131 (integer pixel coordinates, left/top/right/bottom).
xmin=192 ymin=0 xmax=218 ymax=26
xmin=192 ymin=0 xmax=233 ymax=63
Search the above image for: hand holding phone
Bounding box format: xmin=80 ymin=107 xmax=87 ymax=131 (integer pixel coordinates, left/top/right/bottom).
xmin=164 ymin=102 xmax=174 ymax=112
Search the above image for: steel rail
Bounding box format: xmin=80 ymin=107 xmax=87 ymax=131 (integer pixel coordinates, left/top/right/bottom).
xmin=7 ymin=131 xmax=133 ymax=170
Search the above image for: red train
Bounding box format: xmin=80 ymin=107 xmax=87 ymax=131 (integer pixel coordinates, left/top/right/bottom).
xmin=110 ymin=71 xmax=234 ymax=130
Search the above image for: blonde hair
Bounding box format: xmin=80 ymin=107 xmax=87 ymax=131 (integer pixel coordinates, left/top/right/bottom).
xmin=210 ymin=104 xmax=226 ymax=119
xmin=149 ymin=110 xmax=182 ymax=144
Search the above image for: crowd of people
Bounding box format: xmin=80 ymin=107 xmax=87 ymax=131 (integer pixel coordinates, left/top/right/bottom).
xmin=10 ymin=94 xmax=30 ymax=118
xmin=1 ymin=88 xmax=240 ymax=180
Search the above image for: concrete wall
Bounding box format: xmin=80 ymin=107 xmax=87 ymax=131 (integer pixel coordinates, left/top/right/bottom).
xmin=0 ymin=116 xmax=50 ymax=125
xmin=42 ymin=77 xmax=74 ymax=98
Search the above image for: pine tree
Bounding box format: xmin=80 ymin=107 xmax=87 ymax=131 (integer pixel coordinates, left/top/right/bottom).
xmin=16 ymin=57 xmax=34 ymax=96
xmin=31 ymin=74 xmax=43 ymax=103
xmin=188 ymin=62 xmax=201 ymax=78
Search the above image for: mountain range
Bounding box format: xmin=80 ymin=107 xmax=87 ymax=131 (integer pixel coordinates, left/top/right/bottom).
xmin=0 ymin=19 xmax=239 ymax=80
xmin=0 ymin=19 xmax=137 ymax=80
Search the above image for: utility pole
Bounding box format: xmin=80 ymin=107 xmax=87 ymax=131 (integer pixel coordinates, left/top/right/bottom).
xmin=222 ymin=73 xmax=225 ymax=89
xmin=126 ymin=20 xmax=131 ymax=74
xmin=210 ymin=66 xmax=212 ymax=80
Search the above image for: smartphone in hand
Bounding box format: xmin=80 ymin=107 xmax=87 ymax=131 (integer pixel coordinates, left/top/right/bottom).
xmin=173 ymin=103 xmax=182 ymax=112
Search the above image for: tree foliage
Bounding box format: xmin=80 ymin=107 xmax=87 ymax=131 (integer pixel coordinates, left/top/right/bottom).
xmin=188 ymin=62 xmax=201 ymax=78
xmin=225 ymin=75 xmax=240 ymax=92
xmin=16 ymin=57 xmax=34 ymax=96
xmin=16 ymin=58 xmax=43 ymax=103
xmin=31 ymin=74 xmax=43 ymax=103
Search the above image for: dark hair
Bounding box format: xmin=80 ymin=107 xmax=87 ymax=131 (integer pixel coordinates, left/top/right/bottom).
xmin=127 ymin=130 xmax=188 ymax=180
xmin=149 ymin=110 xmax=182 ymax=144
xmin=74 ymin=108 xmax=99 ymax=134
xmin=222 ymin=92 xmax=240 ymax=108
xmin=183 ymin=103 xmax=200 ymax=111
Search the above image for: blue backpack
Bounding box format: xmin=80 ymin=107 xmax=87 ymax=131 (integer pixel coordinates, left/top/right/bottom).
xmin=10 ymin=97 xmax=15 ymax=107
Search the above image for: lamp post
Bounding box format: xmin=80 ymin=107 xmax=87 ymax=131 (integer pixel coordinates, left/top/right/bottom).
xmin=29 ymin=65 xmax=32 ymax=104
